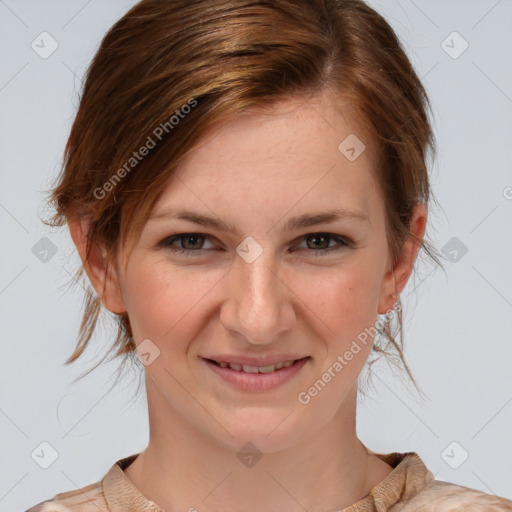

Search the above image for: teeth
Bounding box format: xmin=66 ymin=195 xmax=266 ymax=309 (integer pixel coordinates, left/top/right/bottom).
xmin=214 ymin=359 xmax=299 ymax=373
xmin=258 ymin=364 xmax=277 ymax=373
xmin=242 ymin=365 xmax=260 ymax=373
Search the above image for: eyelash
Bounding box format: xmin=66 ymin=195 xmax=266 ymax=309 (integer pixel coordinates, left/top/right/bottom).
xmin=159 ymin=233 xmax=354 ymax=257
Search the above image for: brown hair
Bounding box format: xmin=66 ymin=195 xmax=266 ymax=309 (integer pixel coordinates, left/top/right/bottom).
xmin=42 ymin=0 xmax=445 ymax=399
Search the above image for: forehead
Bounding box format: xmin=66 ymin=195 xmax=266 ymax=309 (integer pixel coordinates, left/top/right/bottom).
xmin=152 ymin=93 xmax=382 ymax=224
xmin=181 ymin=93 xmax=374 ymax=170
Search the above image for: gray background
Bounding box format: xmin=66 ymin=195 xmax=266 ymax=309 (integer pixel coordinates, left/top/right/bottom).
xmin=1 ymin=0 xmax=511 ymax=510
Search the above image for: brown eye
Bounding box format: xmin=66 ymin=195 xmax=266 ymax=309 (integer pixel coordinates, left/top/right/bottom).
xmin=179 ymin=234 xmax=206 ymax=250
xmin=305 ymin=234 xmax=331 ymax=250
xmin=160 ymin=233 xmax=215 ymax=256
xmin=295 ymin=233 xmax=353 ymax=257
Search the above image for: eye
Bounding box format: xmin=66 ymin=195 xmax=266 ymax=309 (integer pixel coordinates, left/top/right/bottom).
xmin=159 ymin=232 xmax=353 ymax=258
xmin=293 ymin=233 xmax=353 ymax=257
xmin=159 ymin=233 xmax=215 ymax=256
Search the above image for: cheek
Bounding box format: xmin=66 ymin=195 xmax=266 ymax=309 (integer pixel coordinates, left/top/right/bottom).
xmin=298 ymin=259 xmax=382 ymax=342
xmin=300 ymin=266 xmax=381 ymax=391
xmin=120 ymin=257 xmax=212 ymax=344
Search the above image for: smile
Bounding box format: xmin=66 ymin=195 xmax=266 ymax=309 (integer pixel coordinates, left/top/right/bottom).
xmin=202 ymin=357 xmax=311 ymax=391
xmin=209 ymin=359 xmax=298 ymax=373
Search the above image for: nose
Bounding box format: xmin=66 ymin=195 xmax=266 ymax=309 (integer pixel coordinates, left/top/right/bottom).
xmin=219 ymin=248 xmax=296 ymax=346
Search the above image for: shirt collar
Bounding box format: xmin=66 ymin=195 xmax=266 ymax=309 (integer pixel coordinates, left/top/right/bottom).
xmin=343 ymin=452 xmax=435 ymax=511
xmin=102 ymin=453 xmax=163 ymax=512
xmin=102 ymin=451 xmax=434 ymax=512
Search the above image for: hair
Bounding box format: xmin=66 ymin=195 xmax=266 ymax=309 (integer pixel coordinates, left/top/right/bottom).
xmin=42 ymin=0 xmax=445 ymax=401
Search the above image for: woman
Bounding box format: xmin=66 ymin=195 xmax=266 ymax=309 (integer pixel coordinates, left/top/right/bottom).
xmin=27 ymin=0 xmax=512 ymax=510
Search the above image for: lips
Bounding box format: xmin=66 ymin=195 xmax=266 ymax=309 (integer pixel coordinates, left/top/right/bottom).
xmin=202 ymin=355 xmax=310 ymax=375
xmin=203 ymin=356 xmax=311 ymax=391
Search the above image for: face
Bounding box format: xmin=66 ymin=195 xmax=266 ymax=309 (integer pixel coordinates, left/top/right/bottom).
xmin=92 ymin=91 xmax=420 ymax=452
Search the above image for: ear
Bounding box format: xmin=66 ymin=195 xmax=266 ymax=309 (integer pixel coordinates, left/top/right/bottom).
xmin=378 ymin=203 xmax=427 ymax=315
xmin=68 ymin=218 xmax=126 ymax=314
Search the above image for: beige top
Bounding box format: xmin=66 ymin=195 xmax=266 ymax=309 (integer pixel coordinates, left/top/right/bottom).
xmin=26 ymin=451 xmax=512 ymax=512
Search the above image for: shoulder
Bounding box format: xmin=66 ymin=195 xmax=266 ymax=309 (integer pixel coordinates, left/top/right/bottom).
xmin=25 ymin=453 xmax=142 ymax=512
xmin=392 ymin=478 xmax=512 ymax=511
xmin=24 ymin=480 xmax=108 ymax=512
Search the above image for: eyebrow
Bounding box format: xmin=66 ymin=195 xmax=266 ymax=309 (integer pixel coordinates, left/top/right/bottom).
xmin=148 ymin=207 xmax=370 ymax=235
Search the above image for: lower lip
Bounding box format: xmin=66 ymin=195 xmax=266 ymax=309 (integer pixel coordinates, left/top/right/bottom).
xmin=202 ymin=357 xmax=310 ymax=392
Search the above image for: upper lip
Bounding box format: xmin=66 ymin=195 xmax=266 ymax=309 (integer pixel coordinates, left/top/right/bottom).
xmin=202 ymin=354 xmax=310 ymax=367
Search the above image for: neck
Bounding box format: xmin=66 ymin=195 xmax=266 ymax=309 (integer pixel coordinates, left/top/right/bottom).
xmin=124 ymin=378 xmax=392 ymax=512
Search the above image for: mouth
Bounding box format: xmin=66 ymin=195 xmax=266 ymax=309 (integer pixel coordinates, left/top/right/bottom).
xmin=201 ymin=356 xmax=311 ymax=392
xmin=204 ymin=357 xmax=310 ymax=374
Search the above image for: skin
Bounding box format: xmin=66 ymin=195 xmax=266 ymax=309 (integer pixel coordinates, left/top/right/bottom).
xmin=70 ymin=89 xmax=427 ymax=512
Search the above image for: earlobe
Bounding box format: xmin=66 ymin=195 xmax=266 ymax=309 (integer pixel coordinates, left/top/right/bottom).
xmin=68 ymin=219 xmax=127 ymax=314
xmin=378 ymin=203 xmax=427 ymax=315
